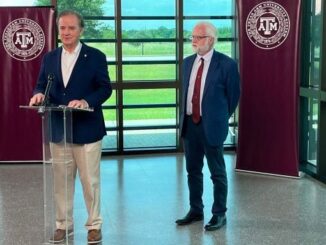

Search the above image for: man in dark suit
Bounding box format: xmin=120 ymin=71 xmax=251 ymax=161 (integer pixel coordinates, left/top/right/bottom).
xmin=29 ymin=10 xmax=111 ymax=243
xmin=176 ymin=21 xmax=240 ymax=231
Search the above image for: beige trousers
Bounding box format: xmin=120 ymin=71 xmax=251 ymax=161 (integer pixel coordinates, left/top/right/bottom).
xmin=51 ymin=140 xmax=103 ymax=230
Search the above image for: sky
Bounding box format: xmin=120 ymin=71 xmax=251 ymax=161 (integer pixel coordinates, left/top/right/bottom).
xmin=0 ymin=0 xmax=232 ymax=30
xmin=0 ymin=0 xmax=232 ymax=14
xmin=0 ymin=0 xmax=35 ymax=6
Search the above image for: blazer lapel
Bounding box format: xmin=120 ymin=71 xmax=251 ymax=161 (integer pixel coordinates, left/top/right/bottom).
xmin=184 ymin=54 xmax=196 ymax=89
xmin=66 ymin=44 xmax=88 ymax=88
xmin=55 ymin=47 xmax=65 ymax=87
xmin=203 ymin=50 xmax=219 ymax=97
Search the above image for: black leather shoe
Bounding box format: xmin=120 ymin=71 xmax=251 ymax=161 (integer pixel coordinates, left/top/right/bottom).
xmin=204 ymin=214 xmax=226 ymax=231
xmin=175 ymin=211 xmax=204 ymax=225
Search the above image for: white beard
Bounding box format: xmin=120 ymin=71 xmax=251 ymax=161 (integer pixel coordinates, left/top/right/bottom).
xmin=192 ymin=42 xmax=212 ymax=55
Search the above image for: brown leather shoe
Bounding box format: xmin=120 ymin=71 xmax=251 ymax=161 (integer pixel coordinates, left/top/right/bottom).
xmin=49 ymin=229 xmax=73 ymax=244
xmin=88 ymin=229 xmax=102 ymax=244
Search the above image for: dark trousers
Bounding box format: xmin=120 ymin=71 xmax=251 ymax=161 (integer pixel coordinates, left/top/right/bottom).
xmin=183 ymin=116 xmax=227 ymax=215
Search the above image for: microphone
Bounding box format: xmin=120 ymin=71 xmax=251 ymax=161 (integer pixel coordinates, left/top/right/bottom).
xmin=38 ymin=74 xmax=54 ymax=114
xmin=41 ymin=73 xmax=54 ymax=107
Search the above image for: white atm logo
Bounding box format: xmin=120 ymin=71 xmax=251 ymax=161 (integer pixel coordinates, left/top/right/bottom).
xmin=2 ymin=18 xmax=45 ymax=61
xmin=258 ymin=17 xmax=278 ymax=35
xmin=246 ymin=1 xmax=290 ymax=50
xmin=15 ymin=32 xmax=34 ymax=48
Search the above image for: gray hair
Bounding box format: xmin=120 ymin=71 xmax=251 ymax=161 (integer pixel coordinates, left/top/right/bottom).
xmin=56 ymin=10 xmax=85 ymax=29
xmin=194 ymin=21 xmax=218 ymax=44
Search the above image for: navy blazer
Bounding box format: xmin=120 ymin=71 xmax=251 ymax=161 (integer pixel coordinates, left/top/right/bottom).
xmin=34 ymin=43 xmax=112 ymax=144
xmin=180 ymin=50 xmax=240 ymax=147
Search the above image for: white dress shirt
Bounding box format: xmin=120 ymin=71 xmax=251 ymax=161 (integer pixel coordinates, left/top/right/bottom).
xmin=186 ymin=49 xmax=214 ymax=116
xmin=61 ymin=42 xmax=82 ymax=87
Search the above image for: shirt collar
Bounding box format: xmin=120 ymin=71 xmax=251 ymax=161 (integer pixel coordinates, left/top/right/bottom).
xmin=196 ymin=48 xmax=214 ymax=63
xmin=62 ymin=41 xmax=82 ymax=55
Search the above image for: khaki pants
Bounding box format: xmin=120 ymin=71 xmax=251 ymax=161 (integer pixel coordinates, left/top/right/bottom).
xmin=51 ymin=140 xmax=103 ymax=230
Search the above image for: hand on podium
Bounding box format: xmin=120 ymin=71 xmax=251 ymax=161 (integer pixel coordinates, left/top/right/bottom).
xmin=67 ymin=99 xmax=89 ymax=109
xmin=29 ymin=93 xmax=45 ymax=106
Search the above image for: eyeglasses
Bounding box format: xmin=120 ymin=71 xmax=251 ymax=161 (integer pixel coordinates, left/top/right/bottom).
xmin=189 ymin=35 xmax=210 ymax=41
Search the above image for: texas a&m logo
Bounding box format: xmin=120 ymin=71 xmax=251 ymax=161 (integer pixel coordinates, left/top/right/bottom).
xmin=246 ymin=1 xmax=290 ymax=50
xmin=2 ymin=18 xmax=45 ymax=61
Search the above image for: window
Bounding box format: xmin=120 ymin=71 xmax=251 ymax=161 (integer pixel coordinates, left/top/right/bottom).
xmin=300 ymin=0 xmax=326 ymax=182
xmin=32 ymin=0 xmax=238 ymax=153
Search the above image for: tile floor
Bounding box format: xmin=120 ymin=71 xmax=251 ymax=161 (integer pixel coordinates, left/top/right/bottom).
xmin=0 ymin=152 xmax=326 ymax=245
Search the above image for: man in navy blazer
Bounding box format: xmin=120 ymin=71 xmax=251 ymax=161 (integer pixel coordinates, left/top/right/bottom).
xmin=176 ymin=22 xmax=240 ymax=231
xmin=29 ymin=10 xmax=111 ymax=243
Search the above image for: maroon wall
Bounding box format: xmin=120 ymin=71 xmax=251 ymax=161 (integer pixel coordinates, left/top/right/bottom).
xmin=0 ymin=7 xmax=55 ymax=161
xmin=236 ymin=0 xmax=301 ymax=176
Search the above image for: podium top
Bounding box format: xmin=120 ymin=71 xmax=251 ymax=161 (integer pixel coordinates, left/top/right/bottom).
xmin=19 ymin=105 xmax=94 ymax=112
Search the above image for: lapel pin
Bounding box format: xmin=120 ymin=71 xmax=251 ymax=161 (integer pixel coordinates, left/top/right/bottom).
xmin=84 ymin=54 xmax=87 ymax=58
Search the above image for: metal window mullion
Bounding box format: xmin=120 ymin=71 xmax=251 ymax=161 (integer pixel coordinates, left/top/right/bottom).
xmin=115 ymin=0 xmax=124 ymax=152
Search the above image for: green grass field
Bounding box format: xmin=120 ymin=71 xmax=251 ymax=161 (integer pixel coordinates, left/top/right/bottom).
xmin=88 ymin=41 xmax=232 ymax=59
xmin=87 ymin=42 xmax=233 ymax=121
xmin=103 ymin=89 xmax=177 ymax=121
